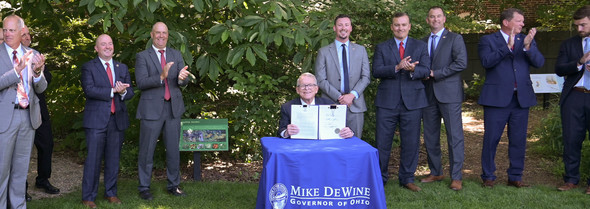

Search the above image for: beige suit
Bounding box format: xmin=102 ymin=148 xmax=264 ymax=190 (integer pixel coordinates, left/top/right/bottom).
xmin=0 ymin=43 xmax=47 ymax=209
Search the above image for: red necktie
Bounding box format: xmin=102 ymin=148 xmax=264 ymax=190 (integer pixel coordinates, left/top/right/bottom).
xmin=106 ymin=63 xmax=115 ymax=113
xmin=14 ymin=51 xmax=29 ymax=108
xmin=159 ymin=50 xmax=171 ymax=100
xmin=399 ymin=41 xmax=405 ymax=59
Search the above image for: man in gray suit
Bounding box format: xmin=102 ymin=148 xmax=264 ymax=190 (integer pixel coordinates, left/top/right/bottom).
xmin=0 ymin=15 xmax=47 ymax=209
xmin=315 ymin=14 xmax=371 ymax=138
xmin=420 ymin=6 xmax=467 ymax=191
xmin=135 ymin=22 xmax=191 ymax=200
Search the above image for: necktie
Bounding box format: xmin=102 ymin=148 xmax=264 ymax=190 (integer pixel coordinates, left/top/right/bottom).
xmin=14 ymin=51 xmax=29 ymax=108
xmin=430 ymin=35 xmax=437 ymax=66
xmin=583 ymin=38 xmax=590 ymax=89
xmin=106 ymin=63 xmax=115 ymax=113
xmin=399 ymin=41 xmax=405 ymax=60
xmin=159 ymin=50 xmax=171 ymax=100
xmin=341 ymin=44 xmax=350 ymax=94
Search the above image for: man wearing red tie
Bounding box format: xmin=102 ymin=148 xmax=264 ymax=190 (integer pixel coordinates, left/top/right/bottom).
xmin=135 ymin=22 xmax=192 ymax=200
xmin=0 ymin=15 xmax=47 ymax=209
xmin=372 ymin=12 xmax=430 ymax=192
xmin=478 ymin=8 xmax=544 ymax=188
xmin=80 ymin=34 xmax=134 ymax=208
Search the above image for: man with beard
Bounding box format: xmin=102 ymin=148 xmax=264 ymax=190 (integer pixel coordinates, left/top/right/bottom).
xmin=555 ymin=5 xmax=590 ymax=194
xmin=315 ymin=14 xmax=370 ymax=138
xmin=135 ymin=22 xmax=192 ymax=200
xmin=373 ymin=12 xmax=430 ymax=192
xmin=478 ymin=8 xmax=544 ymax=188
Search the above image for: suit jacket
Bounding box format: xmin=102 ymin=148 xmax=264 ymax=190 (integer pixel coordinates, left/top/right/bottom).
xmin=277 ymin=97 xmax=334 ymax=137
xmin=315 ymin=42 xmax=371 ymax=113
xmin=135 ymin=47 xmax=188 ymax=120
xmin=421 ymin=29 xmax=467 ymax=104
xmin=372 ymin=37 xmax=430 ymax=110
xmin=37 ymin=66 xmax=52 ymax=121
xmin=477 ymin=31 xmax=545 ymax=108
xmin=81 ymin=57 xmax=134 ymax=130
xmin=555 ymin=35 xmax=585 ymax=105
xmin=0 ymin=43 xmax=47 ymax=132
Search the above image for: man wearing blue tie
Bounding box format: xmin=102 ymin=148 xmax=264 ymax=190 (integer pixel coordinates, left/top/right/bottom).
xmin=555 ymin=5 xmax=590 ymax=194
xmin=478 ymin=8 xmax=544 ymax=188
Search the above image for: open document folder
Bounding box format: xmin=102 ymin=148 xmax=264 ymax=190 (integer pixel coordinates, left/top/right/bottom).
xmin=290 ymin=104 xmax=347 ymax=139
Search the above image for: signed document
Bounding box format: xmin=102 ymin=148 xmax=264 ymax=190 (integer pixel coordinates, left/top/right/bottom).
xmin=290 ymin=105 xmax=347 ymax=140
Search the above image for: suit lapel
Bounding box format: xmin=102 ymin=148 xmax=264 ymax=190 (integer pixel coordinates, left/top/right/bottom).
xmin=389 ymin=38 xmax=401 ymax=63
xmin=0 ymin=43 xmax=12 ymax=71
xmin=433 ymin=30 xmax=449 ymax=60
xmin=148 ymin=48 xmax=162 ymax=74
xmin=328 ymin=42 xmax=341 ymax=77
xmin=93 ymin=57 xmax=112 ymax=86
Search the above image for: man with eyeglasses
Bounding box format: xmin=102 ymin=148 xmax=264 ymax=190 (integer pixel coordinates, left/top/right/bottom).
xmin=278 ymin=73 xmax=354 ymax=139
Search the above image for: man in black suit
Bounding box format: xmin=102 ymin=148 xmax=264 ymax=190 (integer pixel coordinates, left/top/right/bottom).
xmin=80 ymin=34 xmax=134 ymax=208
xmin=372 ymin=12 xmax=430 ymax=192
xmin=555 ymin=5 xmax=590 ymax=194
xmin=21 ymin=25 xmax=60 ymax=202
xmin=135 ymin=22 xmax=192 ymax=200
xmin=420 ymin=6 xmax=467 ymax=191
xmin=278 ymin=72 xmax=354 ymax=139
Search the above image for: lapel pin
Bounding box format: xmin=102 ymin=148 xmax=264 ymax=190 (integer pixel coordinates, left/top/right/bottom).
xmin=116 ymin=64 xmax=119 ymax=67
xmin=443 ymin=36 xmax=446 ymax=39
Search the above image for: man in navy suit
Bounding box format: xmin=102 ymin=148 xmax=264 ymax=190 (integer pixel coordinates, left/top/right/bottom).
xmin=80 ymin=34 xmax=134 ymax=208
xmin=478 ymin=8 xmax=544 ymax=188
xmin=278 ymin=73 xmax=354 ymax=139
xmin=555 ymin=5 xmax=590 ymax=194
xmin=373 ymin=12 xmax=430 ymax=192
xmin=420 ymin=6 xmax=467 ymax=191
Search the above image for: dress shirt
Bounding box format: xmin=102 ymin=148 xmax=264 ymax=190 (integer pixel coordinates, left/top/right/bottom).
xmin=152 ymin=45 xmax=167 ymax=84
xmin=575 ymin=37 xmax=590 ymax=87
xmin=335 ymin=40 xmax=359 ymax=99
xmin=394 ymin=37 xmax=409 ymax=74
xmin=98 ymin=57 xmax=126 ymax=99
xmin=6 ymin=43 xmax=41 ymax=104
xmin=428 ymin=28 xmax=444 ymax=57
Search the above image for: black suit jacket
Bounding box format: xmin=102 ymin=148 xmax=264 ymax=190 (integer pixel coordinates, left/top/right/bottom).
xmin=277 ymin=97 xmax=334 ymax=137
xmin=556 ymin=35 xmax=585 ymax=105
xmin=36 ymin=66 xmax=52 ymax=122
xmin=81 ymin=57 xmax=134 ymax=130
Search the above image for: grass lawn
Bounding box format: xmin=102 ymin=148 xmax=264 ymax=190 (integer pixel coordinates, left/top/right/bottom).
xmin=27 ymin=177 xmax=590 ymax=209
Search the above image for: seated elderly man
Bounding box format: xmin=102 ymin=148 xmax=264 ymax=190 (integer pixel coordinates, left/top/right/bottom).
xmin=278 ymin=72 xmax=354 ymax=139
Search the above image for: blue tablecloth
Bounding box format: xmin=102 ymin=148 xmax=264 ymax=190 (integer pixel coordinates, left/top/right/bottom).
xmin=256 ymin=137 xmax=386 ymax=209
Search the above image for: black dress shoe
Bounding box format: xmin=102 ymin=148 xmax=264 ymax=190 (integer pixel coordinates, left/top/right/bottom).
xmin=139 ymin=190 xmax=153 ymax=200
xmin=35 ymin=182 xmax=60 ymax=194
xmin=167 ymin=187 xmax=186 ymax=196
xmin=25 ymin=193 xmax=32 ymax=202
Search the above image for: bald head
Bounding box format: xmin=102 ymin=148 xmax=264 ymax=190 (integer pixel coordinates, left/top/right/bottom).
xmin=150 ymin=22 xmax=169 ymax=49
xmin=95 ymin=34 xmax=114 ymax=61
xmin=3 ymin=15 xmax=24 ymax=49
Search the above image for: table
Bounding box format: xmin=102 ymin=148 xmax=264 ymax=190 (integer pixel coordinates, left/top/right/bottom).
xmin=256 ymin=137 xmax=386 ymax=209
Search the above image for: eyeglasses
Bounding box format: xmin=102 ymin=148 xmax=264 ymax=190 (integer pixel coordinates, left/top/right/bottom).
xmin=297 ymin=84 xmax=317 ymax=89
